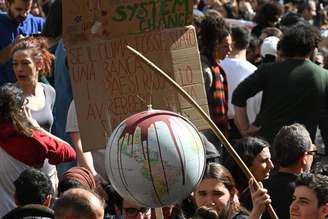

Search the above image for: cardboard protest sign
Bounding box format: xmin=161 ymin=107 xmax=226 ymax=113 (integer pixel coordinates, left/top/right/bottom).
xmin=63 ymin=0 xmax=209 ymax=151
xmin=63 ymin=0 xmax=193 ymax=43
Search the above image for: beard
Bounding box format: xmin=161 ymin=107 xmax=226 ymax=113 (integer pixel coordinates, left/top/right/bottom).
xmin=218 ymin=203 xmax=231 ymax=219
xmin=8 ymin=9 xmax=27 ymax=23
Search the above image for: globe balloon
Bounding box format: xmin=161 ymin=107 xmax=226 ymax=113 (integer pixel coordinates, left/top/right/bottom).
xmin=105 ymin=109 xmax=206 ymax=207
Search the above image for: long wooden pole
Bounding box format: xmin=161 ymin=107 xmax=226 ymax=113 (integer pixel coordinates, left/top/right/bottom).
xmin=126 ymin=45 xmax=278 ymax=219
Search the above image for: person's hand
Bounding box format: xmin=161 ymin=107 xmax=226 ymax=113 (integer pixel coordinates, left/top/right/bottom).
xmin=23 ymin=106 xmax=40 ymax=128
xmin=195 ymin=206 xmax=219 ymax=219
xmin=240 ymin=125 xmax=261 ymax=137
xmin=15 ymin=34 xmax=26 ymax=44
xmin=249 ymin=178 xmax=271 ymax=219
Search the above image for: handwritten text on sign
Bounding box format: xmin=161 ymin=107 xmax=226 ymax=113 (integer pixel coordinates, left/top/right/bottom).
xmin=66 ymin=27 xmax=208 ymax=150
xmin=111 ymin=0 xmax=192 ymax=33
xmin=63 ymin=0 xmax=193 ymax=43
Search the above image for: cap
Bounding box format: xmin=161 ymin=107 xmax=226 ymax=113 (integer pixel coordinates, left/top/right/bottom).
xmin=261 ymin=36 xmax=280 ymax=57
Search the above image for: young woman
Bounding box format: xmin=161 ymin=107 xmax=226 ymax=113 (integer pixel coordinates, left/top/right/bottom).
xmin=224 ymin=137 xmax=274 ymax=193
xmin=12 ymin=37 xmax=55 ymax=131
xmin=193 ymin=163 xmax=270 ymax=219
xmin=0 ymin=83 xmax=76 ymax=217
xmin=11 ymin=36 xmax=58 ymax=189
xmin=224 ymin=137 xmax=274 ymax=211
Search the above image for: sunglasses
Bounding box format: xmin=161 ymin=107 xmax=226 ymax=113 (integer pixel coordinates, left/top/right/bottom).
xmin=123 ymin=207 xmax=151 ymax=217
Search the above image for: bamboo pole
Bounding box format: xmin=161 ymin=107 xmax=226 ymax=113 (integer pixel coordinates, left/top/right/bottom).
xmin=126 ymin=45 xmax=279 ymax=219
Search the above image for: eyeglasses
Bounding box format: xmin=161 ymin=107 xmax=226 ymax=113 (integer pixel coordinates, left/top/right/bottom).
xmin=123 ymin=207 xmax=151 ymax=217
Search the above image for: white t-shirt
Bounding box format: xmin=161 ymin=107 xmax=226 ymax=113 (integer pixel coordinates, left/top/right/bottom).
xmin=65 ymin=101 xmax=107 ymax=181
xmin=0 ymin=147 xmax=29 ymax=217
xmin=220 ymin=58 xmax=262 ymax=123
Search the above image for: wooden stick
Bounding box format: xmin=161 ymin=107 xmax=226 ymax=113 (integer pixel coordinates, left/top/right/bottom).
xmin=126 ymin=45 xmax=279 ymax=219
xmin=155 ymin=208 xmax=164 ymax=219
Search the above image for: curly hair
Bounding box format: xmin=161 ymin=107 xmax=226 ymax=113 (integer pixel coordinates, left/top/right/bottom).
xmin=12 ymin=37 xmax=55 ymax=77
xmin=14 ymin=168 xmax=54 ymax=206
xmin=253 ymin=2 xmax=283 ymax=25
xmin=279 ymin=23 xmax=321 ymax=58
xmin=198 ymin=12 xmax=230 ymax=59
xmin=0 ymin=83 xmax=33 ymax=136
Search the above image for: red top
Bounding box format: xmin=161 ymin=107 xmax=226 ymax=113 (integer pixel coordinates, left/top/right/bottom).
xmin=0 ymin=121 xmax=76 ymax=166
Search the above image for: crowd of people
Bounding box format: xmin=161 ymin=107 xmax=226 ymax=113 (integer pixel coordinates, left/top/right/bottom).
xmin=1 ymin=0 xmax=328 ymax=218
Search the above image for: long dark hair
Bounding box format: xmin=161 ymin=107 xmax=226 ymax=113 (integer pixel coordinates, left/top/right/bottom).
xmin=224 ymin=137 xmax=270 ymax=190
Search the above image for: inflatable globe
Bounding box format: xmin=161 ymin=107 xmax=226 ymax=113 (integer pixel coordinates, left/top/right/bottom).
xmin=105 ymin=109 xmax=206 ymax=207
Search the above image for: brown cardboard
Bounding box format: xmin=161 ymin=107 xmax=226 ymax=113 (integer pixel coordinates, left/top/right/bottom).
xmin=63 ymin=0 xmax=209 ymax=152
xmin=63 ymin=0 xmax=193 ymax=44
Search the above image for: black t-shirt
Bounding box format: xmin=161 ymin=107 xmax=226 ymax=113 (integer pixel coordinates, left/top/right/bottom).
xmin=232 ymin=211 xmax=249 ymax=219
xmin=261 ymin=172 xmax=297 ymax=219
xmin=239 ymin=187 xmax=252 ymax=211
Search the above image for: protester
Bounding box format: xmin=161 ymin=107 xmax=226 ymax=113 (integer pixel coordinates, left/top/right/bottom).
xmin=224 ymin=137 xmax=273 ymax=193
xmin=260 ymin=36 xmax=280 ymax=63
xmin=2 ymin=168 xmax=54 ymax=218
xmin=11 ymin=36 xmax=60 ymax=189
xmin=246 ymin=36 xmax=260 ymax=65
xmin=251 ymin=2 xmax=283 ymax=37
xmin=193 ymin=0 xmax=204 ymax=17
xmin=220 ymin=27 xmax=261 ymax=139
xmin=41 ymin=0 xmax=75 ymax=174
xmin=296 ymin=0 xmax=316 ymax=24
xmin=193 ymin=162 xmax=270 ymax=219
xmin=0 ymin=83 xmax=76 ymax=217
xmin=290 ymin=173 xmax=328 ymax=219
xmin=66 ymin=100 xmax=108 ymax=182
xmin=13 ymin=168 xmax=54 ymax=207
xmin=0 ymin=0 xmax=6 ymax=11
xmin=38 ymin=0 xmax=54 ymax=16
xmin=261 ymin=123 xmax=316 ymax=219
xmin=122 ymin=200 xmax=152 ymax=219
xmin=57 ymin=166 xmax=96 ymax=196
xmin=30 ymin=0 xmax=45 ymax=17
xmin=198 ymin=11 xmax=231 ymax=155
xmin=258 ymin=27 xmax=283 ymax=42
xmin=1 ymin=167 xmax=54 ymax=219
xmin=232 ymin=23 xmax=327 ymax=143
xmin=54 ymin=188 xmax=104 ymax=219
xmin=12 ymin=37 xmax=55 ymax=131
xmin=0 ymin=0 xmax=44 ymax=85
xmin=106 ymin=185 xmax=153 ymax=219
